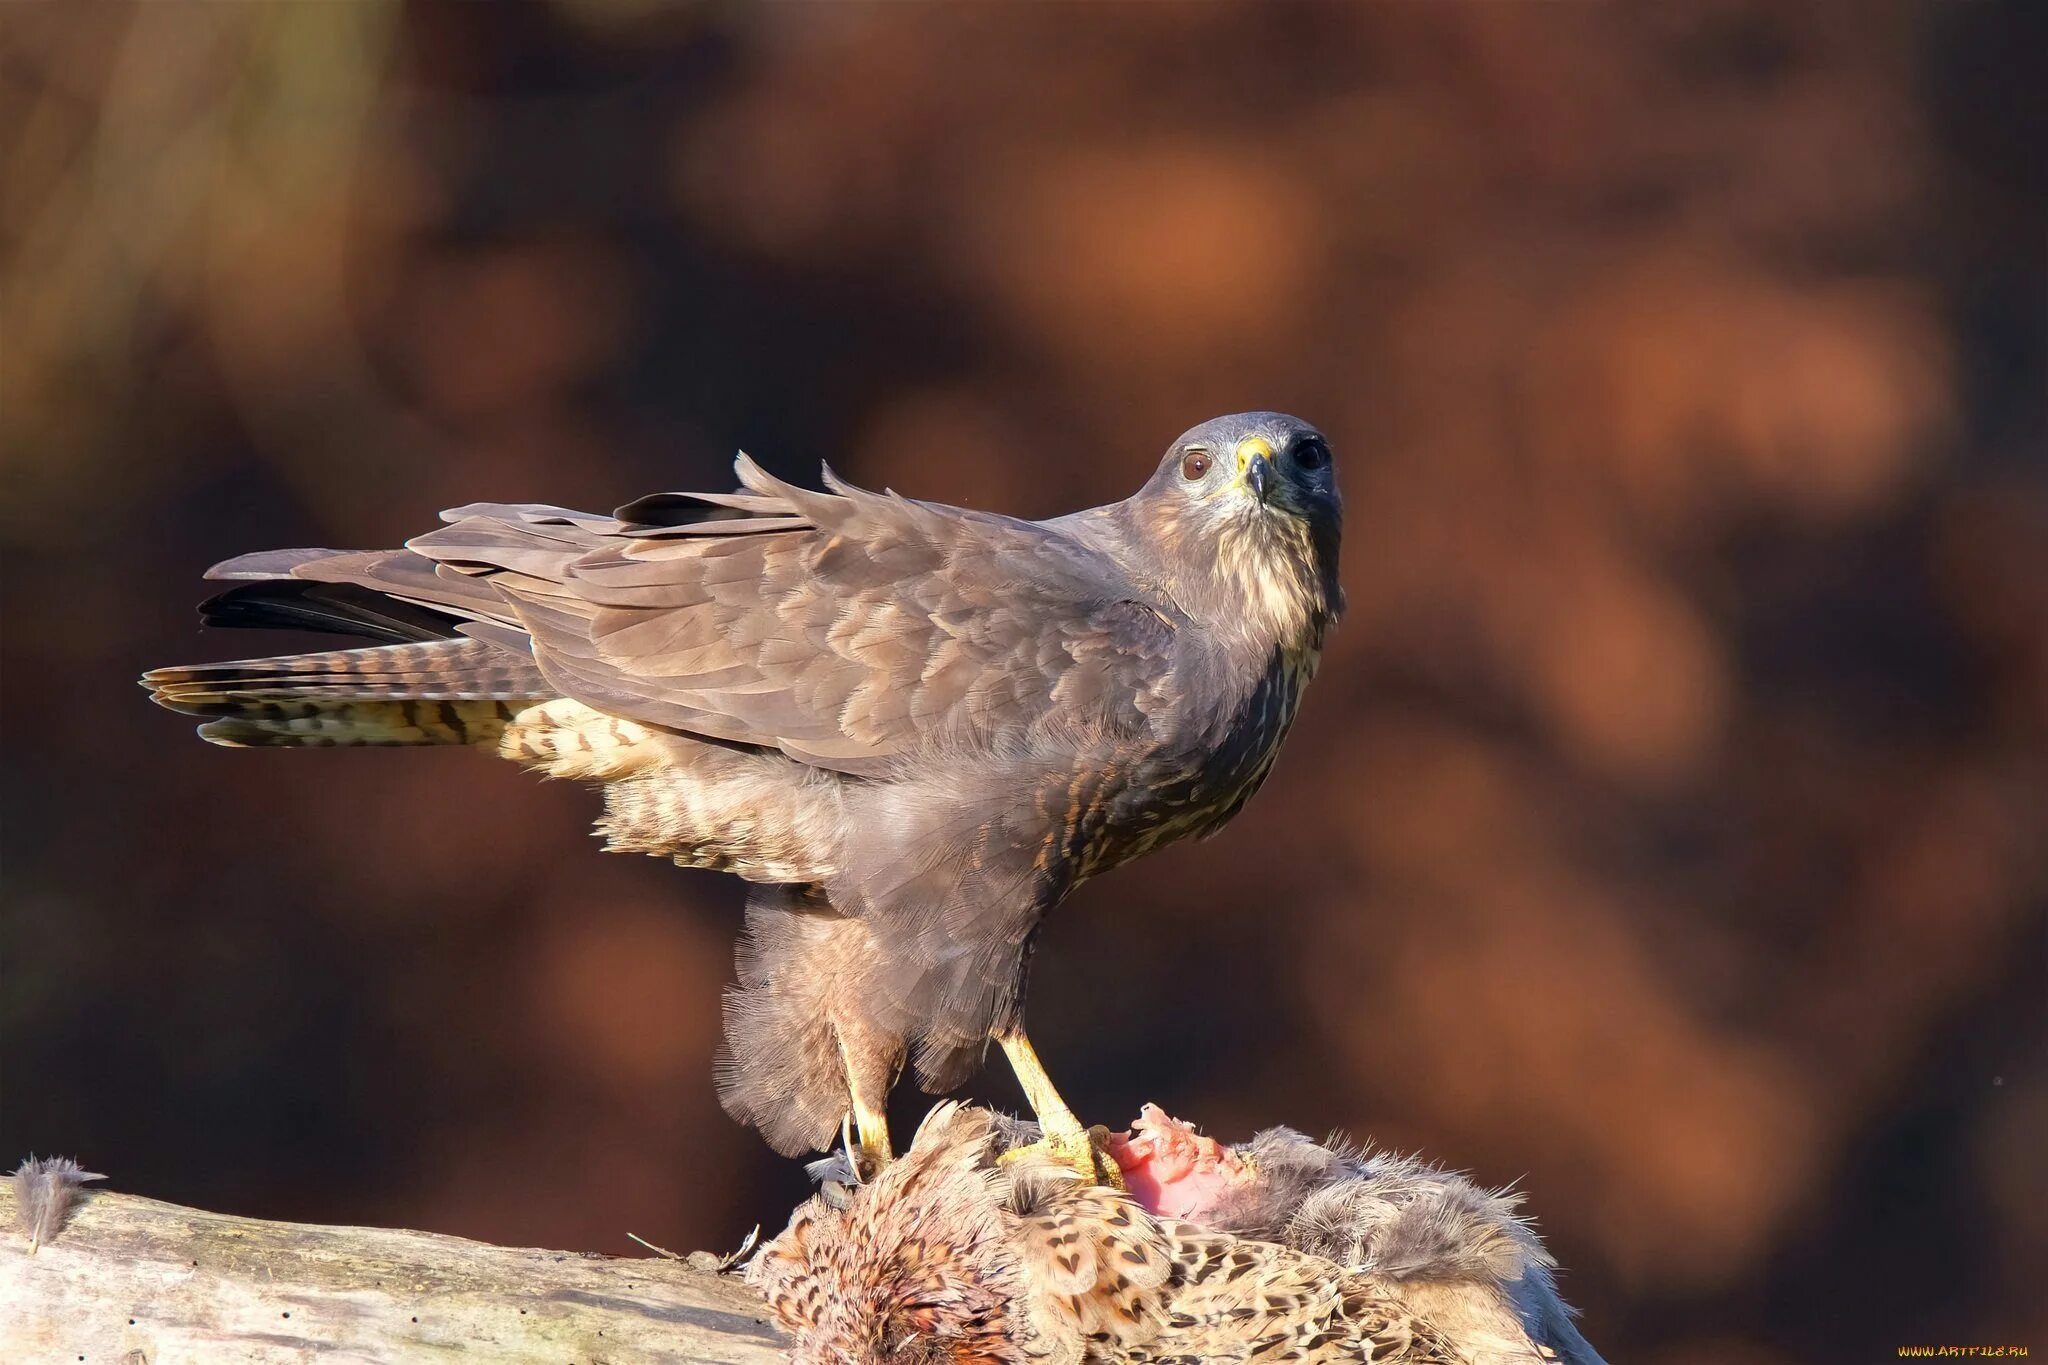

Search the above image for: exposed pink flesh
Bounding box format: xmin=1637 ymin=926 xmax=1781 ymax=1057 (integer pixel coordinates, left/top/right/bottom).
xmin=1105 ymin=1103 xmax=1251 ymax=1221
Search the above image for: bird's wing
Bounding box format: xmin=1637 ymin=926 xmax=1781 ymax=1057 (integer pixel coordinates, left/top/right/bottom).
xmin=1010 ymin=1172 xmax=1472 ymax=1363
xmin=1151 ymin=1227 xmax=1470 ymax=1363
xmin=404 ymin=458 xmax=1181 ymax=776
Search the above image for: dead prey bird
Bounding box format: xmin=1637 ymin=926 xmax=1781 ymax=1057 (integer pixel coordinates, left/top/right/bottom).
xmin=752 ymin=1104 xmax=1606 ymax=1364
xmin=145 ymin=414 xmax=1341 ymax=1178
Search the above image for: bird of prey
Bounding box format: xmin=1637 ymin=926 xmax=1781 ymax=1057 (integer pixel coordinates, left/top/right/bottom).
xmin=751 ymin=1103 xmax=1607 ymax=1364
xmin=144 ymin=413 xmax=1342 ymax=1178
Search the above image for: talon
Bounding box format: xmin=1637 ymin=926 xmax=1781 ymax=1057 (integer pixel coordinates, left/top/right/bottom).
xmin=999 ymin=1122 xmax=1127 ymax=1190
xmin=839 ymin=1113 xmax=864 ymax=1183
xmin=989 ymin=1028 xmax=1122 ymax=1186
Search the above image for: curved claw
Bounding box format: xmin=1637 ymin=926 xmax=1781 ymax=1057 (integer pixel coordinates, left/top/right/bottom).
xmin=998 ymin=1123 xmax=1127 ymax=1191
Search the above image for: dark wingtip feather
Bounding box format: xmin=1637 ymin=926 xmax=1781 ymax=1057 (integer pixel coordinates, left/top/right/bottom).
xmin=196 ymin=579 xmax=462 ymax=644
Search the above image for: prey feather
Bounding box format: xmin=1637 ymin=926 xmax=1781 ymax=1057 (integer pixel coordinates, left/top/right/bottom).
xmin=11 ymin=1155 xmax=106 ymax=1253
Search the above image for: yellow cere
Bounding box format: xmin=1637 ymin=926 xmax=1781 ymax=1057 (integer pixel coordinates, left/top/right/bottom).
xmin=1234 ymin=436 xmax=1274 ymax=478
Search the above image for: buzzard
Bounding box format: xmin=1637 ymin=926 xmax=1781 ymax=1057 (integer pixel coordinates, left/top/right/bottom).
xmin=145 ymin=413 xmax=1342 ymax=1177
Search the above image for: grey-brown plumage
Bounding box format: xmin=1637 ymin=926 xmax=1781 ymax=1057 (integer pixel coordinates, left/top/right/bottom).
xmin=753 ymin=1104 xmax=1604 ymax=1364
xmin=144 ymin=414 xmax=1342 ymax=1160
xmin=11 ymin=1156 xmax=106 ymax=1253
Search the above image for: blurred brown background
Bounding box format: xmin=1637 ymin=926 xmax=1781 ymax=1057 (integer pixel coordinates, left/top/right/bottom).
xmin=3 ymin=3 xmax=2043 ymax=1360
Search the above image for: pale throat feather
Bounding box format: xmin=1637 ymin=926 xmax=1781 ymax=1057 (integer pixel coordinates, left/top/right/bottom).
xmin=1214 ymin=512 xmax=1330 ymax=661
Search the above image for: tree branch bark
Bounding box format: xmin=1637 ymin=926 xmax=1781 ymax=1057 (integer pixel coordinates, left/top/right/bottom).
xmin=0 ymin=1180 xmax=788 ymax=1363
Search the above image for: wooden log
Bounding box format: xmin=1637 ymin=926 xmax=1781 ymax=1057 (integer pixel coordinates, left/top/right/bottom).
xmin=0 ymin=1180 xmax=789 ymax=1363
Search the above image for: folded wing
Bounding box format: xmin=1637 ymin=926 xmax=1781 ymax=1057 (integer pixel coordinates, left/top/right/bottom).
xmin=396 ymin=456 xmax=1182 ymax=776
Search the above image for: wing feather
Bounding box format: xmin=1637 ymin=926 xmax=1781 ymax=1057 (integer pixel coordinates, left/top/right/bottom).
xmin=403 ymin=458 xmax=1180 ymax=775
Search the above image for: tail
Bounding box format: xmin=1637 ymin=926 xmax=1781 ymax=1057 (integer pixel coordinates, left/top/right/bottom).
xmin=146 ymin=545 xmax=556 ymax=748
xmin=144 ymin=638 xmax=550 ymax=748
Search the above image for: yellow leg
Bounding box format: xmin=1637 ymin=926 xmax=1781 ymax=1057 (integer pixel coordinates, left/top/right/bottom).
xmin=850 ymin=1093 xmax=892 ymax=1176
xmin=998 ymin=1030 xmax=1084 ymax=1139
xmin=842 ymin=1042 xmax=894 ymax=1178
xmin=996 ymin=1028 xmax=1123 ymax=1188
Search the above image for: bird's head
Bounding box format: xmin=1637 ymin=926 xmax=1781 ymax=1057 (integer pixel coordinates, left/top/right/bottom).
xmin=1129 ymin=412 xmax=1343 ymax=650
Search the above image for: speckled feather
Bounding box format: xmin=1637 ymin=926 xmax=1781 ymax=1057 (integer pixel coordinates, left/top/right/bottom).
xmin=752 ymin=1106 xmax=1469 ymax=1364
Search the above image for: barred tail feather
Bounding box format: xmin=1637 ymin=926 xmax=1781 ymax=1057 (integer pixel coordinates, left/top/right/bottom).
xmin=143 ymin=638 xmax=550 ymax=749
xmin=189 ymin=697 xmax=528 ymax=748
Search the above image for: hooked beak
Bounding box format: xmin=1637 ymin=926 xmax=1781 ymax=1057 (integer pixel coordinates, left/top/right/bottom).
xmin=1235 ymin=437 xmax=1275 ymax=503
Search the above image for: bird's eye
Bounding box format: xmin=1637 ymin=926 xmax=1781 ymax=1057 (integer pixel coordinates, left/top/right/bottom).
xmin=1292 ymin=437 xmax=1329 ymax=470
xmin=1180 ymin=449 xmax=1212 ymax=481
